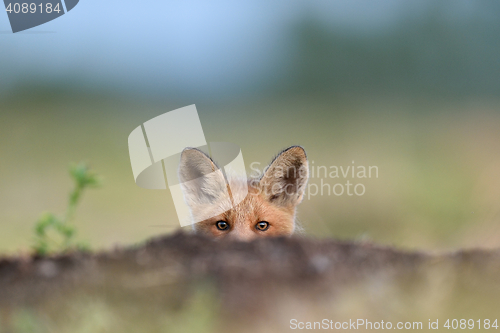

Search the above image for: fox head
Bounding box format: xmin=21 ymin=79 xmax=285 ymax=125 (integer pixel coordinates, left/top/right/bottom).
xmin=178 ymin=146 xmax=309 ymax=241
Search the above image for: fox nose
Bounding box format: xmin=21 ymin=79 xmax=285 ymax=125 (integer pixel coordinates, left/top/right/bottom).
xmin=226 ymin=227 xmax=256 ymax=242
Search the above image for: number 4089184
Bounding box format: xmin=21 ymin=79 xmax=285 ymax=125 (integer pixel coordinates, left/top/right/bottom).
xmin=444 ymin=319 xmax=498 ymax=330
xmin=5 ymin=3 xmax=61 ymax=14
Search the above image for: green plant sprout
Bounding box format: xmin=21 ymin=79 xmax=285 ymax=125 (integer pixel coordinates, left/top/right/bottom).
xmin=33 ymin=162 xmax=101 ymax=255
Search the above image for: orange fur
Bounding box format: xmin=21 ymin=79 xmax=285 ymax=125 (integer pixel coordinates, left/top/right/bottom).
xmin=178 ymin=146 xmax=309 ymax=241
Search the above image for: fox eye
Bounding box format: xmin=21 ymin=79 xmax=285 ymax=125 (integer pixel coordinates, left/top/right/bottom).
xmin=216 ymin=221 xmax=229 ymax=231
xmin=256 ymin=221 xmax=270 ymax=231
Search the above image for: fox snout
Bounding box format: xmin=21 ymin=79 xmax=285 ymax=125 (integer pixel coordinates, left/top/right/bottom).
xmin=178 ymin=146 xmax=309 ymax=240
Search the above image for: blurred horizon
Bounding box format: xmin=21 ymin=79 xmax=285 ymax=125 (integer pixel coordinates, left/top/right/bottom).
xmin=2 ymin=0 xmax=500 ymax=101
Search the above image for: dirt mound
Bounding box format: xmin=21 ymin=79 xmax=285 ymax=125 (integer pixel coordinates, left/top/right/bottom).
xmin=1 ymin=232 xmax=499 ymax=332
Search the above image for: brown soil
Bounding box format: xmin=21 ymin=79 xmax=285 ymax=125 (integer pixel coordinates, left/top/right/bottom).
xmin=1 ymin=232 xmax=499 ymax=332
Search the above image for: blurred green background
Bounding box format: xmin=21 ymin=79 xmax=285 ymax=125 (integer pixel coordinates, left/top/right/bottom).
xmin=1 ymin=0 xmax=500 ymax=254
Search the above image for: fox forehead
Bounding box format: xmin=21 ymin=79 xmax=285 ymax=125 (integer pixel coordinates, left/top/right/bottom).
xmin=223 ymin=179 xmax=295 ymax=224
xmin=193 ymin=178 xmax=296 ymax=237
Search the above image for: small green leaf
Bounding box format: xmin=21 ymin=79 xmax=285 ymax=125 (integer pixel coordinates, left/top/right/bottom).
xmin=32 ymin=162 xmax=100 ymax=256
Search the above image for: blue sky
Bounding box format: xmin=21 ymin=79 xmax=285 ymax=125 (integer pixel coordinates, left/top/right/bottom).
xmin=0 ymin=0 xmax=476 ymax=97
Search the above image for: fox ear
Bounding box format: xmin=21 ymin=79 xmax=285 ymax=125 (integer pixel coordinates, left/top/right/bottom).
xmin=260 ymin=146 xmax=309 ymax=207
xmin=178 ymin=148 xmax=227 ymax=207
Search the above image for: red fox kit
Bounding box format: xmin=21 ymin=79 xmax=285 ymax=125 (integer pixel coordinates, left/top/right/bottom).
xmin=178 ymin=146 xmax=309 ymax=240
